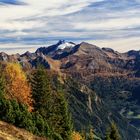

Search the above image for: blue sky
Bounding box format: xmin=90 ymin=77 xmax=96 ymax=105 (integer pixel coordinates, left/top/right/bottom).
xmin=0 ymin=0 xmax=140 ymax=54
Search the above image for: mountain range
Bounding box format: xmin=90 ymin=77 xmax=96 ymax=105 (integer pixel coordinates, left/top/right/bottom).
xmin=0 ymin=40 xmax=140 ymax=139
xmin=1 ymin=40 xmax=140 ymax=77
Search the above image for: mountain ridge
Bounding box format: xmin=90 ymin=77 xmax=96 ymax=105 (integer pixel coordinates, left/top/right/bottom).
xmin=0 ymin=40 xmax=140 ymax=76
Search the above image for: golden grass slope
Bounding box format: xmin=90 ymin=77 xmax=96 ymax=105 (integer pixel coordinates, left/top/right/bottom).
xmin=0 ymin=121 xmax=47 ymax=140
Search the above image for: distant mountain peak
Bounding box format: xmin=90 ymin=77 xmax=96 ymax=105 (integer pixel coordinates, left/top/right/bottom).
xmin=56 ymin=41 xmax=76 ymax=50
xmin=35 ymin=40 xmax=78 ymax=59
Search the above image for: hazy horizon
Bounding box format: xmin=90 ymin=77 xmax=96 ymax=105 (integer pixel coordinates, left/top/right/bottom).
xmin=1 ymin=39 xmax=140 ymax=55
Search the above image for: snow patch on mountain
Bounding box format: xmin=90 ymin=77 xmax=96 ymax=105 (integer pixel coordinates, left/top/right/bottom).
xmin=57 ymin=41 xmax=75 ymax=50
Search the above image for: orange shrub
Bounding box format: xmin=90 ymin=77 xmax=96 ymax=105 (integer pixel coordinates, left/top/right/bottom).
xmin=71 ymin=131 xmax=84 ymax=140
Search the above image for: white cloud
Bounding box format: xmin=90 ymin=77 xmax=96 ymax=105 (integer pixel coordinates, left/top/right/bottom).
xmin=0 ymin=0 xmax=140 ymax=53
xmin=89 ymin=37 xmax=140 ymax=52
xmin=0 ymin=0 xmax=100 ymax=32
xmin=0 ymin=43 xmax=40 ymax=54
xmin=72 ymin=17 xmax=140 ymax=31
xmin=0 ymin=20 xmax=46 ymax=31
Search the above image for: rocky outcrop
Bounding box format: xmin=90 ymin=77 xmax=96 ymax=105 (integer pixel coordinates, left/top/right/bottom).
xmin=30 ymin=55 xmax=50 ymax=69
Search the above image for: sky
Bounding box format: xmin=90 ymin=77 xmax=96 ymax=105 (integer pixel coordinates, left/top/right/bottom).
xmin=0 ymin=0 xmax=140 ymax=54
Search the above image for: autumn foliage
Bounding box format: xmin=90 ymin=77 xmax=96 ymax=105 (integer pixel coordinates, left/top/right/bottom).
xmin=4 ymin=63 xmax=32 ymax=110
xmin=71 ymin=131 xmax=84 ymax=140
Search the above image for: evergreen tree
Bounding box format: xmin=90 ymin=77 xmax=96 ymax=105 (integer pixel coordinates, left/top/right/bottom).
xmin=31 ymin=66 xmax=52 ymax=117
xmin=4 ymin=100 xmax=15 ymax=124
xmin=32 ymin=112 xmax=50 ymax=137
xmin=105 ymin=122 xmax=121 ymax=140
xmin=110 ymin=122 xmax=121 ymax=140
xmin=0 ymin=65 xmax=50 ymax=138
xmin=105 ymin=127 xmax=111 ymax=140
xmin=0 ymin=68 xmax=5 ymax=98
xmin=31 ymin=66 xmax=73 ymax=140
xmin=52 ymin=90 xmax=73 ymax=140
xmin=88 ymin=128 xmax=94 ymax=140
xmin=0 ymin=68 xmax=8 ymax=119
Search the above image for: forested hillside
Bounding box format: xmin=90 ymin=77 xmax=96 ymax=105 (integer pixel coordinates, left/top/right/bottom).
xmin=0 ymin=62 xmax=122 ymax=140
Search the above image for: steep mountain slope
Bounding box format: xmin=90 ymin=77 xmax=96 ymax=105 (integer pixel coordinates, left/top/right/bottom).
xmin=60 ymin=42 xmax=139 ymax=79
xmin=0 ymin=40 xmax=140 ymax=139
xmin=64 ymin=78 xmax=140 ymax=140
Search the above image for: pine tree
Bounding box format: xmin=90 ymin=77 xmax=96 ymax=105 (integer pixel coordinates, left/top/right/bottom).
xmin=31 ymin=66 xmax=53 ymax=117
xmin=32 ymin=112 xmax=50 ymax=137
xmin=0 ymin=68 xmax=5 ymax=98
xmin=0 ymin=67 xmax=8 ymax=118
xmin=105 ymin=122 xmax=121 ymax=140
xmin=110 ymin=122 xmax=121 ymax=140
xmin=88 ymin=128 xmax=94 ymax=140
xmin=105 ymin=127 xmax=111 ymax=140
xmin=31 ymin=66 xmax=73 ymax=140
xmin=53 ymin=90 xmax=73 ymax=140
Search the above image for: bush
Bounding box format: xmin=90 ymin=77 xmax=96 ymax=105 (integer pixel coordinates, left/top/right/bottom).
xmin=0 ymin=98 xmax=49 ymax=137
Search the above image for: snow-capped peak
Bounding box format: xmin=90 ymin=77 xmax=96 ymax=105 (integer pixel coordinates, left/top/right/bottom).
xmin=57 ymin=41 xmax=76 ymax=50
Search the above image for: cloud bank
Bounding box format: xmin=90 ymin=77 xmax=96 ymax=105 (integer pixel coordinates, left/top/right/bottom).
xmin=0 ymin=0 xmax=140 ymax=54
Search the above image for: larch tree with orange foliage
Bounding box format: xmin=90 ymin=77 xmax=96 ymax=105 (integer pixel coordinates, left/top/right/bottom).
xmin=4 ymin=63 xmax=32 ymax=110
